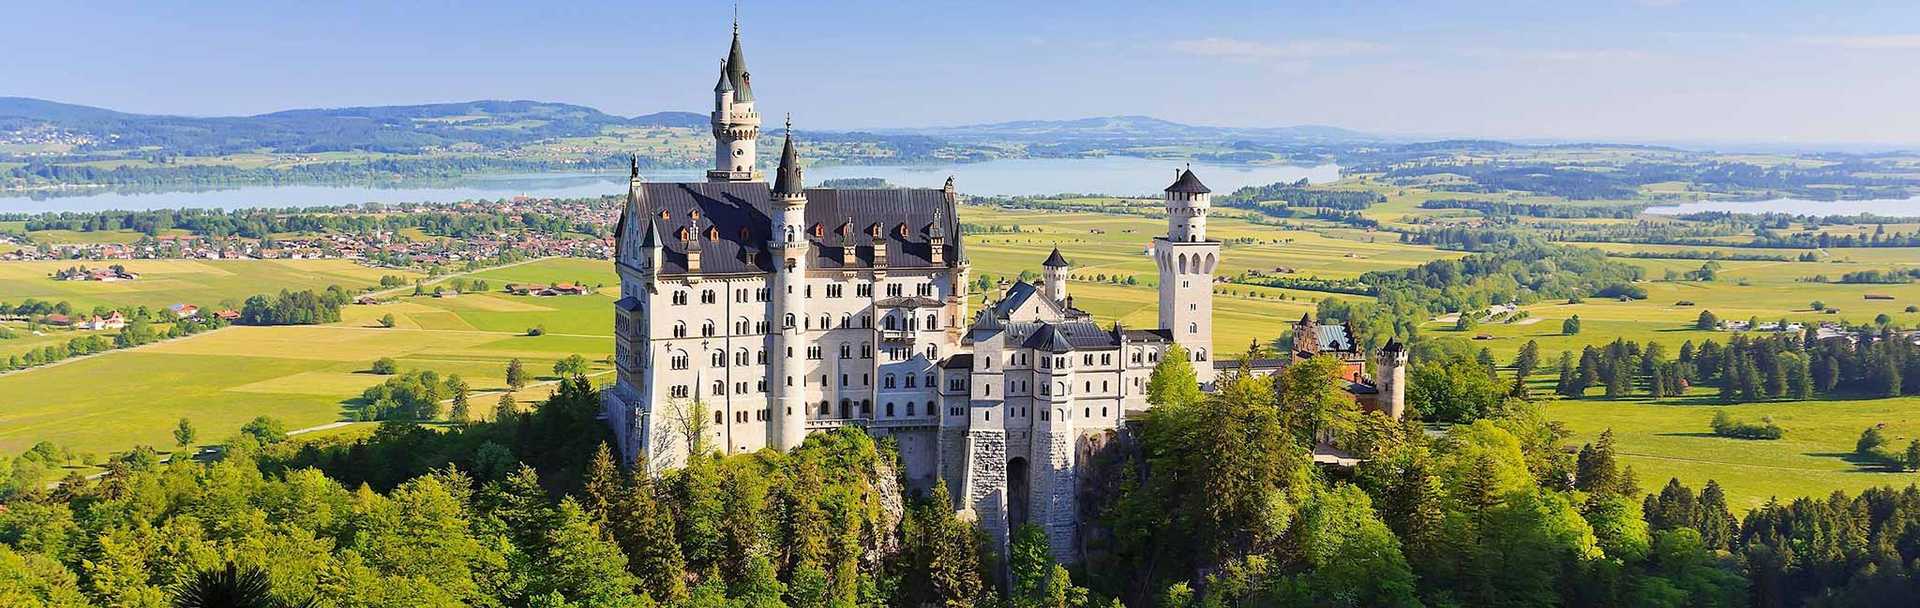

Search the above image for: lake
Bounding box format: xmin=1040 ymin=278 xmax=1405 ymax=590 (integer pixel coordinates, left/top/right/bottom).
xmin=1645 ymin=196 xmax=1920 ymax=217
xmin=0 ymin=157 xmax=1342 ymax=213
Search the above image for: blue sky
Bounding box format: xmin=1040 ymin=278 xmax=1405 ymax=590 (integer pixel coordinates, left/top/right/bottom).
xmin=6 ymin=1 xmax=1920 ymax=145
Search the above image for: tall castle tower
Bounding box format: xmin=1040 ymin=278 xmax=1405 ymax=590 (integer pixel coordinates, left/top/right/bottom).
xmin=708 ymin=19 xmax=762 ymax=182
xmin=770 ymin=117 xmax=809 ymax=451
xmin=1155 ymin=167 xmax=1220 ymax=381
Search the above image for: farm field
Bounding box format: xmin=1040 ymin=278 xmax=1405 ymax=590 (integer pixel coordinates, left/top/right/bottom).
xmin=1551 ymin=396 xmax=1920 ymax=512
xmin=0 ymin=257 xmax=617 ymax=461
xmin=0 ymin=258 xmax=418 ymax=311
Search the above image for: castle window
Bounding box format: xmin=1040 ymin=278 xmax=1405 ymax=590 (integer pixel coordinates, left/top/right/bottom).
xmin=885 ymin=403 xmax=895 ymax=417
xmin=819 ymin=314 xmax=830 ymax=328
xmin=701 ymin=290 xmax=716 ymax=304
xmin=1196 ymin=349 xmax=1208 ymax=361
xmin=784 ymin=313 xmax=796 ymax=329
xmin=1188 ymin=322 xmax=1198 ymax=334
xmin=926 ymin=373 xmax=935 ymax=387
xmin=917 ymin=284 xmax=934 ymax=297
xmin=711 ymin=351 xmax=725 ymax=367
xmin=905 ymin=374 xmax=917 ymax=388
xmin=862 ymin=343 xmax=873 ymax=358
xmin=672 ymin=291 xmax=688 ymax=305
xmin=659 ymin=210 xmax=671 ymax=221
xmin=925 ymin=344 xmax=939 ymax=359
xmin=738 ymin=227 xmax=751 ymax=241
xmin=713 ymin=380 xmax=725 ymax=395
xmin=885 ymin=374 xmax=897 ymax=389
xmin=1102 ymin=354 xmax=1112 ymax=366
xmin=926 ymin=314 xmax=937 ymax=329
xmin=841 ymin=313 xmax=852 ymax=328
xmin=812 ymin=224 xmax=824 ymax=238
xmin=857 ymin=284 xmax=872 ymax=297
xmin=734 ymin=349 xmax=749 ymax=366
xmin=827 ymin=284 xmax=843 ymax=298
xmin=886 ymin=284 xmax=903 ymax=297
xmin=840 ymin=344 xmax=851 ymax=360
xmin=671 ymin=385 xmax=689 ymax=398
xmin=840 ymin=399 xmax=851 ymax=418
xmin=702 ymin=321 xmax=716 ymax=337
xmin=861 ymin=400 xmax=872 ymax=416
xmin=756 ymin=350 xmax=767 ymax=364
xmin=906 ymin=402 xmax=916 ymax=416
xmin=807 ymin=346 xmax=822 ymax=360
xmin=819 ymin=401 xmax=830 ymax=415
xmin=673 ymin=322 xmax=687 ymax=338
xmin=861 ymin=315 xmax=872 ymax=328
xmin=671 ymin=353 xmax=689 ymax=370
xmin=757 ymin=379 xmax=767 ymax=392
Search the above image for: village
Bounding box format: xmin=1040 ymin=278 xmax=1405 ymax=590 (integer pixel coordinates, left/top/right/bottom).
xmin=1 ymin=195 xmax=617 ymax=266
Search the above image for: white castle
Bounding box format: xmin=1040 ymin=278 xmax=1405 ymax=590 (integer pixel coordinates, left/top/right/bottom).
xmin=602 ymin=20 xmax=1406 ymax=562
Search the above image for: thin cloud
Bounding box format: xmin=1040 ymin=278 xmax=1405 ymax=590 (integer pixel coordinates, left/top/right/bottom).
xmin=1459 ymin=47 xmax=1656 ymax=63
xmin=1798 ymin=34 xmax=1920 ymax=50
xmin=1168 ymin=37 xmax=1390 ymax=60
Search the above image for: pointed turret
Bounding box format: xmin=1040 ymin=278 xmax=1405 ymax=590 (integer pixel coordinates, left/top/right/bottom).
xmin=1042 ymin=248 xmax=1070 ymax=268
xmin=1165 ymin=167 xmax=1211 ymax=194
xmin=713 ymin=61 xmax=733 ymax=94
xmin=725 ymin=20 xmax=753 ymax=102
xmin=1042 ymin=247 xmax=1070 ymax=305
xmin=773 ymin=116 xmax=804 ymax=198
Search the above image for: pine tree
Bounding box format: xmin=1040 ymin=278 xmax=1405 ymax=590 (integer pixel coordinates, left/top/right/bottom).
xmin=1695 ymin=481 xmax=1736 ymax=550
xmin=505 ymin=358 xmax=528 ymax=391
xmin=1555 ymin=352 xmax=1578 ymax=398
xmin=495 ymin=392 xmax=517 ymax=421
xmin=1575 ymin=430 xmax=1622 ymax=495
xmin=446 ymin=374 xmax=470 ymax=424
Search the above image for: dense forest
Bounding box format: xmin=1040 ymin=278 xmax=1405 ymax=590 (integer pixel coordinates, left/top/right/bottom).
xmin=7 ymin=350 xmax=1920 ymax=606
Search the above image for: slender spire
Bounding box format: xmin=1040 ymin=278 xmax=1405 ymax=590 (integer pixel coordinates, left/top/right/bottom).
xmin=629 ymin=154 xmax=639 ymax=179
xmin=774 ymin=115 xmax=804 ymax=197
xmin=714 ymin=60 xmax=733 ymax=93
xmin=725 ymin=15 xmax=753 ymax=102
xmin=1043 ymin=247 xmax=1070 ymax=268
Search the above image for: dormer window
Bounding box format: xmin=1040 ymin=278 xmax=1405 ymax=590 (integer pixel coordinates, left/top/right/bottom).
xmin=705 ymin=227 xmax=720 ymax=241
xmin=688 ymin=209 xmax=701 ymax=222
xmin=738 ymin=227 xmax=751 ymax=241
xmin=896 ymin=223 xmax=909 ymax=238
xmin=676 ymin=227 xmax=690 ymax=241
xmin=658 ymin=210 xmax=671 ymax=220
xmin=812 ymin=223 xmax=825 ymax=238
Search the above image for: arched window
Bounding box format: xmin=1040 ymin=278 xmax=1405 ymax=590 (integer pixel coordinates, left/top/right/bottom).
xmin=926 ymin=314 xmax=937 ymax=329
xmin=670 ymin=351 xmax=689 ymax=370
xmin=673 ymin=321 xmax=687 ymax=338
xmin=884 ymin=374 xmax=897 ymax=389
xmin=885 ymin=402 xmax=896 ymax=417
xmin=1188 ymin=322 xmax=1198 ymax=334
xmin=906 ymin=402 xmax=916 ymax=416
xmin=784 ymin=313 xmax=796 ymax=329
xmin=703 ymin=320 xmax=716 ymax=337
xmin=711 ymin=351 xmax=725 ymax=367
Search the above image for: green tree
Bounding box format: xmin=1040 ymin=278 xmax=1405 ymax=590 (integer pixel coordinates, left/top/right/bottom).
xmin=239 ymin=416 xmax=286 ymax=445
xmin=371 ymin=357 xmax=398 ymax=375
xmin=1145 ymin=344 xmax=1202 ymax=408
xmin=1695 ymin=310 xmax=1720 ymax=330
xmin=446 ymin=375 xmax=470 ymax=424
xmin=379 ymin=313 xmax=396 ymax=328
xmin=1562 ymin=314 xmax=1582 ymax=335
xmin=173 ymin=418 xmax=196 ymax=449
xmin=506 ymin=358 xmax=528 ymax=391
xmin=1286 ymin=485 xmax=1421 ymax=607
xmin=552 ymin=353 xmax=590 ymax=378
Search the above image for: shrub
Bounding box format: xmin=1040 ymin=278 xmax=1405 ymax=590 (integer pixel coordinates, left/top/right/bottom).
xmin=370 ymin=357 xmax=399 ymax=375
xmin=1709 ymin=410 xmax=1783 ymax=440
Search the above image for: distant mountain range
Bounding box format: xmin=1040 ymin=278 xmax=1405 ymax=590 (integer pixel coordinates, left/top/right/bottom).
xmin=0 ymin=97 xmax=707 ymax=156
xmin=0 ymin=97 xmax=1385 ymax=158
xmin=875 ymin=115 xmax=1388 ymax=144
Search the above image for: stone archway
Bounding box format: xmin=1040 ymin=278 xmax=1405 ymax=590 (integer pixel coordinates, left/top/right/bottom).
xmin=1007 ymin=456 xmax=1031 ymax=530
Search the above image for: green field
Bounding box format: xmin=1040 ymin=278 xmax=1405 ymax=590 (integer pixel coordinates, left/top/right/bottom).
xmin=0 ymin=258 xmax=615 ymax=460
xmin=0 ymin=259 xmax=419 ymax=311
xmin=1552 ymin=396 xmax=1920 ymax=512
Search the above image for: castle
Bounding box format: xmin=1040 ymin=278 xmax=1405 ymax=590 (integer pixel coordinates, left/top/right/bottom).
xmin=601 ymin=19 xmax=1406 ymax=562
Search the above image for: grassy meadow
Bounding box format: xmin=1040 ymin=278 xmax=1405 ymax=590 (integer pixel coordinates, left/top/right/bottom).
xmin=0 ymin=258 xmax=419 ymax=311
xmin=0 ymin=258 xmax=616 ymax=460
xmin=1550 ymin=396 xmax=1920 ymax=512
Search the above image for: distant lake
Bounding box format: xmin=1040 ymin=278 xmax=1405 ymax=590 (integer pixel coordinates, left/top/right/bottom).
xmin=1645 ymin=196 xmax=1920 ymax=217
xmin=0 ymin=157 xmax=1341 ymax=213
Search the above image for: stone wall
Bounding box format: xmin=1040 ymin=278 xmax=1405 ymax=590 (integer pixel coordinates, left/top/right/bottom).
xmin=1034 ymin=429 xmax=1079 ymax=562
xmin=965 ymin=429 xmax=1009 ymax=555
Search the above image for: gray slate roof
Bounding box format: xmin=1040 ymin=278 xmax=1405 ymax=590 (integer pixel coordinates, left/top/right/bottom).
xmin=618 ymin=182 xmax=961 ymax=275
xmin=1166 ymin=169 xmax=1211 ymax=194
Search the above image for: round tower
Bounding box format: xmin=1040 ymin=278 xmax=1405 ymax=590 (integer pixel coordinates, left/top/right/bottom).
xmin=1041 ymin=247 xmax=1070 ymax=306
xmin=708 ymin=20 xmax=762 ymax=182
xmin=1154 ymin=167 xmax=1220 ymax=381
xmin=771 ymin=117 xmax=809 ymax=450
xmin=1377 ymin=338 xmax=1408 ymax=419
